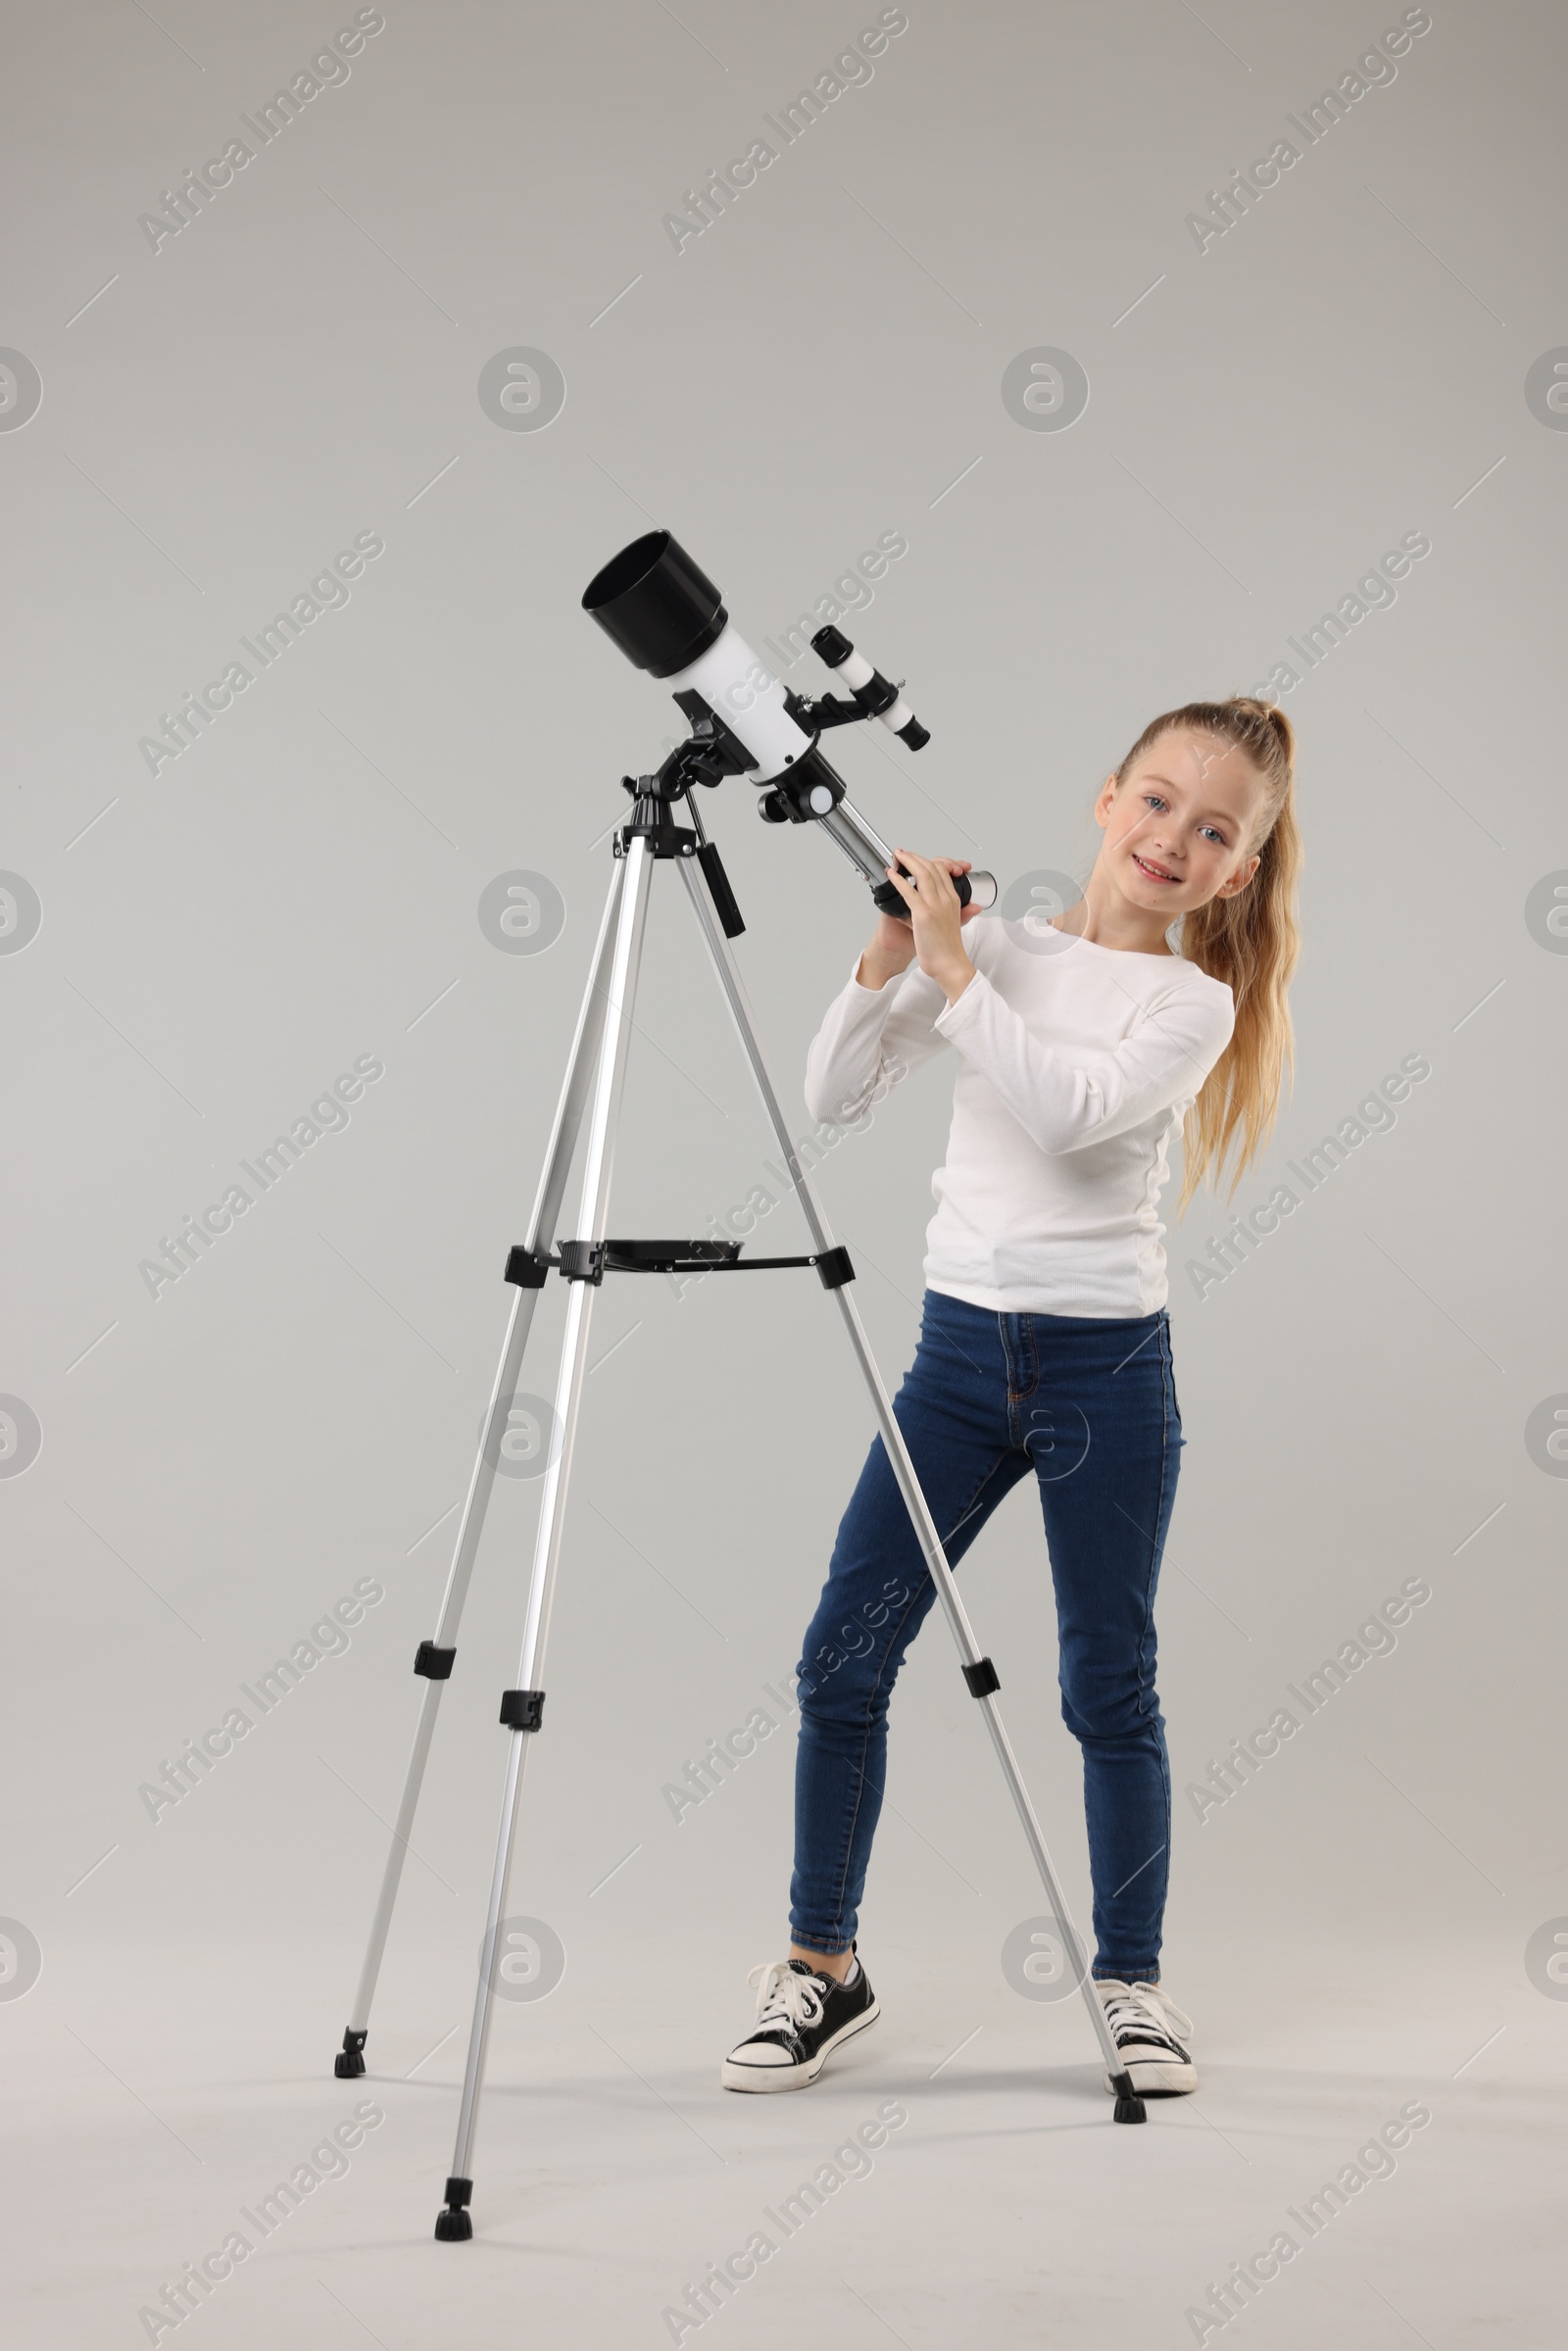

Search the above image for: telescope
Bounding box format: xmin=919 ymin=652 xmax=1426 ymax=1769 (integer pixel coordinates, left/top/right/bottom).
xmin=581 ymin=530 xmax=996 ymax=920
xmin=332 ymin=528 xmax=1147 ymax=2244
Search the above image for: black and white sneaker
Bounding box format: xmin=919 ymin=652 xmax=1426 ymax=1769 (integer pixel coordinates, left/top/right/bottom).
xmin=1097 ymin=1979 xmax=1198 ymax=2095
xmin=721 ymin=1954 xmax=879 ymax=2093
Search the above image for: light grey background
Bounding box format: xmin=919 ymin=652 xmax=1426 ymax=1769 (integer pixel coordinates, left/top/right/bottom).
xmin=3 ymin=2 xmax=1564 ymax=2344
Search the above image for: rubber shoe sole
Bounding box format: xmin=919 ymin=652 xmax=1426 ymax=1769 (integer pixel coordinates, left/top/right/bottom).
xmin=720 ymin=1998 xmax=881 ymax=2093
xmin=1102 ymin=2051 xmax=1199 ymax=2096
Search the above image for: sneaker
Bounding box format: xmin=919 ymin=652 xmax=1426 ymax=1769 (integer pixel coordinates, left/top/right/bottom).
xmin=720 ymin=1953 xmax=879 ymax=2093
xmin=1096 ymin=1979 xmax=1198 ymax=2095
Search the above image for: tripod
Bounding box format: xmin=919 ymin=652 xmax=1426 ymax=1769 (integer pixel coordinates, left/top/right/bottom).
xmin=333 ymin=765 xmax=1148 ymax=2244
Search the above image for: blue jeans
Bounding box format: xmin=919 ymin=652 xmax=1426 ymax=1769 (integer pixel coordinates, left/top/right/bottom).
xmin=791 ymin=1287 xmax=1183 ymax=1982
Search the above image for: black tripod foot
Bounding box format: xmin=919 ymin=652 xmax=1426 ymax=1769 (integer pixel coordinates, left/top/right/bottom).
xmin=334 ymin=2027 xmax=368 ymax=2080
xmin=434 ymin=2177 xmax=473 ymax=2240
xmin=1109 ymin=2071 xmax=1147 ymax=2124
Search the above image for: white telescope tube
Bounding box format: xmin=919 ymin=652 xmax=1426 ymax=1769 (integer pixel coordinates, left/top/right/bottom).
xmin=669 ymin=623 xmax=809 ymax=785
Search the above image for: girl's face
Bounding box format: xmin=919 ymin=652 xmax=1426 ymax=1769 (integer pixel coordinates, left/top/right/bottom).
xmin=1095 ymin=726 xmax=1264 ymax=921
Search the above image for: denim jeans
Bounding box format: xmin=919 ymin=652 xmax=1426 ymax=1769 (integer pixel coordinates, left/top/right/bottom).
xmin=791 ymin=1287 xmax=1182 ymax=1982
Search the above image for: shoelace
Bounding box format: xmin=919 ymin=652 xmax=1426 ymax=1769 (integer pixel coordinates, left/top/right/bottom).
xmin=747 ymin=1960 xmax=826 ymax=2034
xmin=1099 ymin=1980 xmax=1194 ymax=2056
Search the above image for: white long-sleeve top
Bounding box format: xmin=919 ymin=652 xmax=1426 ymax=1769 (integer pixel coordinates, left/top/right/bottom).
xmin=804 ymin=916 xmax=1236 ymax=1316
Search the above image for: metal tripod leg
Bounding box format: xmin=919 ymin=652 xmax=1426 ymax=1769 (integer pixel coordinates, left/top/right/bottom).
xmin=675 ymin=857 xmax=1143 ymax=2119
xmin=333 ymin=854 xmax=630 ymax=2080
xmin=434 ymin=836 xmax=655 ymax=2240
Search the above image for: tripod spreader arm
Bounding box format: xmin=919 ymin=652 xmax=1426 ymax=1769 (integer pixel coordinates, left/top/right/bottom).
xmin=503 ymin=1236 xmax=857 ymax=1289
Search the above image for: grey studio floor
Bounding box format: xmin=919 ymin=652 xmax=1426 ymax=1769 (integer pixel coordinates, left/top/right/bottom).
xmin=9 ymin=1883 xmax=1558 ymax=2345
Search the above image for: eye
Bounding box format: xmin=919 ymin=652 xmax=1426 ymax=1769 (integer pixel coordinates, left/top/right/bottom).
xmin=1144 ymin=794 xmax=1167 ymax=812
xmin=1200 ymin=825 xmax=1228 ymax=846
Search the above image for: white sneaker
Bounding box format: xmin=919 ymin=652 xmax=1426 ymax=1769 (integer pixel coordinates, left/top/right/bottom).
xmin=1096 ymin=1979 xmax=1198 ymax=2095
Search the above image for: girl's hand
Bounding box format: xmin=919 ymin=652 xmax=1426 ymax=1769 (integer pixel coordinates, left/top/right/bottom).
xmin=881 ymin=853 xmax=980 ymax=1004
xmin=856 ymin=858 xmax=977 ymax=993
xmin=855 ymin=907 xmax=916 ymax=991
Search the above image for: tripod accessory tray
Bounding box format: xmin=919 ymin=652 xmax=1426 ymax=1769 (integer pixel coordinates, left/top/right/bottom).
xmin=504 ymin=1239 xmax=855 ymax=1290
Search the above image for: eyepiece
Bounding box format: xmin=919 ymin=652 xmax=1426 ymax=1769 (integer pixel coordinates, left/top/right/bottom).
xmin=582 ymin=531 xmax=727 ymax=679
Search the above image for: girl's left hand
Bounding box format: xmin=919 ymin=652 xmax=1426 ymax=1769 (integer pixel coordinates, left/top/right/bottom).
xmin=882 ymin=851 xmax=979 ymax=1005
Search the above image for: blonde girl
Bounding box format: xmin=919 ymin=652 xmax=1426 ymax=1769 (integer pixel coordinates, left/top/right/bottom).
xmin=722 ymin=698 xmax=1301 ymax=2099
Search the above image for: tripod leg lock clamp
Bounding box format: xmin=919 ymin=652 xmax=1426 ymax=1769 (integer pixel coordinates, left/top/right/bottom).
xmin=961 ymin=1657 xmax=1001 ymax=1697
xmin=504 ymin=1246 xmax=553 ymax=1288
xmin=500 ymin=1689 xmax=546 ymax=1732
xmin=414 ymin=1641 xmax=457 ymax=1680
xmin=813 ymin=1246 xmax=856 ymax=1290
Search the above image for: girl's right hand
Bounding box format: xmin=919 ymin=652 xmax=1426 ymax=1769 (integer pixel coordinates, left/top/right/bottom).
xmin=857 ymin=859 xmax=974 ymax=990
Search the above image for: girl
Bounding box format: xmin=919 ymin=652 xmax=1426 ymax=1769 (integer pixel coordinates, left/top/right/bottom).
xmin=721 ymin=697 xmax=1301 ymax=2100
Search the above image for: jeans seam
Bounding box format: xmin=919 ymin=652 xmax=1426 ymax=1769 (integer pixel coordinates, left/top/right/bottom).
xmin=1141 ymin=1317 xmax=1177 ymax=1930
xmin=1001 ymin=1311 xmax=1039 ymax=1448
xmin=1076 ymin=1314 xmax=1177 ymax=1975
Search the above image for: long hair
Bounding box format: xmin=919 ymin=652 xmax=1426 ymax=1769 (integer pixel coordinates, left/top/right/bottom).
xmin=1109 ymin=697 xmax=1302 ymax=1207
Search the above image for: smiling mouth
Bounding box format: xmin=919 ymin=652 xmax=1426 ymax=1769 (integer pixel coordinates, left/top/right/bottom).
xmin=1131 ymin=852 xmax=1179 ymax=883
